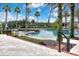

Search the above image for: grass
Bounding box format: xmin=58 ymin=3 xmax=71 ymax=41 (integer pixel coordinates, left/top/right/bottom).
xmin=6 ymin=31 xmax=46 ymax=45
xmin=17 ymin=36 xmax=45 ymax=45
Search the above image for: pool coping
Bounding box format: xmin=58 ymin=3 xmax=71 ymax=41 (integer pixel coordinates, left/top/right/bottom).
xmin=25 ymin=34 xmax=79 ymax=45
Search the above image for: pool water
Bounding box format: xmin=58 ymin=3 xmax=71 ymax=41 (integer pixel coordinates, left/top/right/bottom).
xmin=27 ymin=29 xmax=79 ymax=38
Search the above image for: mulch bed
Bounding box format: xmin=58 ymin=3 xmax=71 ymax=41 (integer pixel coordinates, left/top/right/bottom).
xmin=73 ymin=37 xmax=79 ymax=40
xmin=44 ymin=40 xmax=75 ymax=52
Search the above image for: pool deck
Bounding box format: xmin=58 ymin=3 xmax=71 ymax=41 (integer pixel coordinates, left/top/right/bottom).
xmin=25 ymin=35 xmax=79 ymax=55
xmin=0 ymin=34 xmax=73 ymax=56
xmin=70 ymin=43 xmax=79 ymax=55
xmin=26 ymin=35 xmax=79 ymax=44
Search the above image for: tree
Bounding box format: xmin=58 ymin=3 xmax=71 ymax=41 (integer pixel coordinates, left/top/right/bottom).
xmin=57 ymin=3 xmax=63 ymax=52
xmin=51 ymin=19 xmax=58 ymax=29
xmin=34 ymin=11 xmax=40 ymax=27
xmin=47 ymin=3 xmax=56 ymax=27
xmin=25 ymin=3 xmax=31 ymax=29
xmin=30 ymin=19 xmax=35 ymax=28
xmin=3 ymin=5 xmax=10 ymax=31
xmin=8 ymin=21 xmax=16 ymax=29
xmin=14 ymin=6 xmax=20 ymax=29
xmin=31 ymin=19 xmax=35 ymax=24
xmin=45 ymin=3 xmax=57 ymax=27
xmin=26 ymin=8 xmax=31 ymax=28
xmin=69 ymin=3 xmax=75 ymax=37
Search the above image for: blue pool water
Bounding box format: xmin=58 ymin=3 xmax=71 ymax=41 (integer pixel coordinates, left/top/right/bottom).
xmin=28 ymin=29 xmax=79 ymax=38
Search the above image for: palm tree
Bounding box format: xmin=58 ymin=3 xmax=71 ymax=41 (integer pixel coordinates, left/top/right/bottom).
xmin=57 ymin=3 xmax=63 ymax=52
xmin=34 ymin=11 xmax=40 ymax=27
xmin=45 ymin=3 xmax=57 ymax=26
xmin=69 ymin=3 xmax=75 ymax=37
xmin=63 ymin=3 xmax=75 ymax=52
xmin=26 ymin=8 xmax=31 ymax=28
xmin=14 ymin=6 xmax=20 ymax=29
xmin=3 ymin=5 xmax=10 ymax=33
xmin=25 ymin=3 xmax=31 ymax=30
xmin=47 ymin=3 xmax=56 ymax=27
xmin=63 ymin=10 xmax=70 ymax=28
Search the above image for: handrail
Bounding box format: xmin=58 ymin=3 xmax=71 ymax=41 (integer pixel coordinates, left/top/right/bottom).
xmin=60 ymin=32 xmax=70 ymax=40
xmin=59 ymin=31 xmax=70 ymax=52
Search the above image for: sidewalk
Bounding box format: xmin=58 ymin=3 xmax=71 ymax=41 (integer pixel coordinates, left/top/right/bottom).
xmin=70 ymin=43 xmax=79 ymax=55
xmin=0 ymin=34 xmax=73 ymax=56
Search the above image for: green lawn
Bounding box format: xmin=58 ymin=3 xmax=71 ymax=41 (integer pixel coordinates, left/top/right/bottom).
xmin=18 ymin=36 xmax=45 ymax=45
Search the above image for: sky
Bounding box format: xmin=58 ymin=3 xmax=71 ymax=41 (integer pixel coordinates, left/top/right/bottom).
xmin=0 ymin=3 xmax=79 ymax=23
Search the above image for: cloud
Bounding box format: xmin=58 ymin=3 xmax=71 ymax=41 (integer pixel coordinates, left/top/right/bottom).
xmin=0 ymin=12 xmax=15 ymax=22
xmin=28 ymin=16 xmax=36 ymax=22
xmin=18 ymin=14 xmax=25 ymax=20
xmin=37 ymin=8 xmax=41 ymax=12
xmin=0 ymin=12 xmax=48 ymax=23
xmin=51 ymin=12 xmax=58 ymax=17
xmin=0 ymin=12 xmax=5 ymax=22
xmin=0 ymin=12 xmax=26 ymax=22
xmin=1 ymin=11 xmax=78 ymax=24
xmin=27 ymin=16 xmax=48 ymax=23
xmin=48 ymin=11 xmax=58 ymax=19
xmin=30 ymin=3 xmax=45 ymax=8
xmin=49 ymin=18 xmax=56 ymax=23
xmin=54 ymin=7 xmax=58 ymax=12
xmin=36 ymin=18 xmax=56 ymax=23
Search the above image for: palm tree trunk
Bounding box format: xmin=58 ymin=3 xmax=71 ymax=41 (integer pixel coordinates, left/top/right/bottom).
xmin=67 ymin=37 xmax=70 ymax=52
xmin=4 ymin=11 xmax=8 ymax=32
xmin=78 ymin=16 xmax=79 ymax=28
xmin=70 ymin=3 xmax=75 ymax=37
xmin=27 ymin=13 xmax=29 ymax=28
xmin=65 ymin=16 xmax=67 ymax=28
xmin=48 ymin=6 xmax=53 ymax=27
xmin=65 ymin=15 xmax=70 ymax=52
xmin=57 ymin=3 xmax=62 ymax=52
xmin=37 ymin=16 xmax=38 ymax=28
xmin=25 ymin=12 xmax=28 ymax=30
xmin=25 ymin=3 xmax=28 ymax=30
xmin=16 ymin=12 xmax=18 ymax=29
xmin=78 ymin=16 xmax=79 ymax=23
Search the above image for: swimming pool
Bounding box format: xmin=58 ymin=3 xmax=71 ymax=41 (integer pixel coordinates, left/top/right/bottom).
xmin=27 ymin=29 xmax=79 ymax=38
xmin=26 ymin=29 xmax=79 ymax=44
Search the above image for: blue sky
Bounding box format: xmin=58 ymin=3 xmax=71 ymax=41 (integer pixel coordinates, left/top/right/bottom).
xmin=0 ymin=3 xmax=79 ymax=23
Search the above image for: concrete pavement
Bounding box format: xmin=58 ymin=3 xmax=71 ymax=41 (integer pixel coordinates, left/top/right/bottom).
xmin=0 ymin=35 xmax=73 ymax=56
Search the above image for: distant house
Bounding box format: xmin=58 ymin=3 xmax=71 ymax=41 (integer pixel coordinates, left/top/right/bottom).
xmin=63 ymin=22 xmax=79 ymax=29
